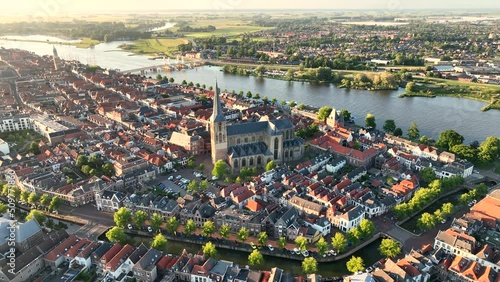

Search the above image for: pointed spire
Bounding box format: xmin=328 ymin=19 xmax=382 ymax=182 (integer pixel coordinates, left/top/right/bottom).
xmin=211 ymin=80 xmax=226 ymax=122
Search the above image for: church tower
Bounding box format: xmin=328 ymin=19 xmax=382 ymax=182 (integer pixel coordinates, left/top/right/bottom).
xmin=52 ymin=46 xmax=59 ymax=70
xmin=210 ymin=81 xmax=227 ymax=164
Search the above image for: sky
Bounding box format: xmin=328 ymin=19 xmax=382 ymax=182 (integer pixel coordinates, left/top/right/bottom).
xmin=1 ymin=0 xmax=499 ymax=16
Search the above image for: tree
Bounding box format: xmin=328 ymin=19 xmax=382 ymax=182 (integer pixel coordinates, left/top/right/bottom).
xmin=417 ymin=212 xmax=436 ymax=230
xmin=298 ymin=104 xmax=306 ymax=110
xmin=181 ymin=80 xmax=187 ymax=85
xmin=27 ymin=192 xmax=39 ymax=206
xmin=346 ymin=256 xmax=365 ymax=273
xmin=436 ymin=130 xmax=464 ymax=151
xmin=134 ymin=210 xmax=148 ymax=227
xmin=265 ymin=160 xmax=276 ymax=171
xmin=199 ymin=180 xmax=209 ymax=192
xmin=477 ymin=136 xmax=500 ymax=164
xmin=26 ymin=209 xmax=46 ymax=223
xmin=0 ymin=184 xmax=8 ymax=196
xmin=202 ymin=241 xmax=217 ymax=257
xmin=451 ymin=145 xmax=477 ymax=162
xmin=393 ymin=128 xmax=403 ymax=137
xmin=317 ymin=106 xmax=333 ymax=122
xmin=254 ymin=65 xmax=267 ymax=77
xmin=294 ymin=235 xmax=308 ymax=251
xmin=150 ymin=213 xmax=164 ymax=231
xmin=114 ymin=207 xmax=132 ymax=228
xmin=168 ymin=77 xmax=174 ymax=83
xmin=202 ymin=221 xmax=215 ymax=237
xmin=8 ymin=187 xmax=20 ymax=201
xmin=76 ymin=155 xmax=88 ymax=168
xmin=271 ymin=98 xmax=277 ymax=104
xmin=237 ymin=227 xmax=249 ymax=242
xmin=441 ymin=203 xmax=454 ymax=217
xmin=257 ymin=232 xmax=268 ymax=246
xmin=383 ymin=120 xmax=396 ymax=133
xmin=167 ymin=216 xmax=180 ymax=234
xmin=302 ymin=257 xmax=318 ymax=274
xmin=420 ymin=167 xmax=437 ymax=186
xmin=340 ymin=109 xmax=351 ymax=121
xmin=289 ymin=100 xmax=297 ymax=107
xmin=379 ymin=238 xmax=401 ymax=258
xmin=248 ymin=250 xmax=264 ymax=266
xmin=48 ymin=196 xmax=61 ymax=211
xmin=254 ymin=93 xmax=261 ymax=100
xmin=332 ymin=232 xmax=347 ymax=252
xmin=20 ymin=190 xmax=29 ymax=203
xmin=29 ymin=141 xmax=41 ymax=155
xmin=219 ymin=224 xmax=231 ymax=239
xmin=359 ymin=219 xmax=376 ymax=237
xmin=187 ymin=180 xmax=199 ymax=195
xmin=277 ymin=237 xmax=287 ymax=249
xmin=184 ymin=219 xmax=196 ymax=236
xmin=106 ymin=226 xmax=127 ymax=244
xmin=246 ymin=91 xmax=252 ymax=98
xmin=212 ymin=160 xmax=227 ymax=179
xmin=102 ymin=163 xmax=115 ymax=176
xmin=0 ymin=203 xmax=7 ymax=214
xmin=365 ymin=113 xmax=376 ymax=128
xmin=315 ymin=237 xmax=328 ymax=256
xmin=408 ymin=122 xmax=420 ymax=140
xmin=40 ymin=194 xmax=50 ymax=207
xmin=152 ymin=233 xmax=168 ymax=249
xmin=347 ymin=227 xmax=362 ymax=244
xmin=187 ymin=158 xmax=196 ymax=169
xmin=81 ymin=165 xmax=91 ymax=175
xmin=405 ymin=82 xmax=416 ymax=92
xmin=156 ymin=74 xmax=163 ymax=80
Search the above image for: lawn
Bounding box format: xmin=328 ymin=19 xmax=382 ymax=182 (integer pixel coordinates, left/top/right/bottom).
xmin=74 ymin=37 xmax=100 ymax=48
xmin=120 ymin=38 xmax=189 ymax=56
xmin=183 ymin=26 xmax=274 ymax=39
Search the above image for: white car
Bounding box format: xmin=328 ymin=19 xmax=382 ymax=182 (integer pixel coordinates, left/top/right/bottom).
xmin=147 ymin=226 xmax=153 ymax=232
xmin=267 ymin=244 xmax=274 ymax=251
xmin=128 ymin=224 xmax=133 ymax=230
xmin=441 ymin=219 xmax=446 ymax=224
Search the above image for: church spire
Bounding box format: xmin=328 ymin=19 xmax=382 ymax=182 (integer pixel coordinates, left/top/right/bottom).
xmin=211 ymin=80 xmax=226 ymax=122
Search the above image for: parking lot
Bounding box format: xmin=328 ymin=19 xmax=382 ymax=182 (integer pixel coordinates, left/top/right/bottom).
xmin=149 ymin=168 xmax=219 ymax=197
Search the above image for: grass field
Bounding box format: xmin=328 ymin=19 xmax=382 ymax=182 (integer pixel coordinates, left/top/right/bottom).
xmin=74 ymin=37 xmax=100 ymax=48
xmin=183 ymin=26 xmax=274 ymax=39
xmin=120 ymin=38 xmax=189 ymax=56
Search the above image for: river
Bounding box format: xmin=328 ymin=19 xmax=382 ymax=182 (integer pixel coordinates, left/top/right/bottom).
xmin=1 ymin=36 xmax=499 ymax=142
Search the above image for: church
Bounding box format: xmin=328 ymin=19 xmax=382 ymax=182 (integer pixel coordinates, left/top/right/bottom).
xmin=210 ymin=83 xmax=305 ymax=171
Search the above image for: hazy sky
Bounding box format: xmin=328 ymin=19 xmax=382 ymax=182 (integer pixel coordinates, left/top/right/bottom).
xmin=2 ymin=0 xmax=500 ymax=16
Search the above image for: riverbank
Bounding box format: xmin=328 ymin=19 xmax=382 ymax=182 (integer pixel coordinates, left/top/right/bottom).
xmin=0 ymin=37 xmax=100 ymax=48
xmin=118 ymin=38 xmax=189 ymax=57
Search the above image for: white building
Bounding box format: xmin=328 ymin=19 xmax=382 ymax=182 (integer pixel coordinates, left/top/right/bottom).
xmin=0 ymin=138 xmax=9 ymax=155
xmin=0 ymin=115 xmax=31 ymax=132
xmin=332 ymin=206 xmax=365 ymax=232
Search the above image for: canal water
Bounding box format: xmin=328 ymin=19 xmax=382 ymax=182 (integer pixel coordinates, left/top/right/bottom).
xmin=1 ymin=36 xmax=498 ymax=142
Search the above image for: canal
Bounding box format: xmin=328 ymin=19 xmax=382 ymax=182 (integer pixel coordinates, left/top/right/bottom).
xmin=1 ymin=36 xmax=499 ymax=142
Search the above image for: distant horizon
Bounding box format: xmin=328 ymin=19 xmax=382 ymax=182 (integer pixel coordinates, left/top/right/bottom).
xmin=1 ymin=0 xmax=500 ymax=17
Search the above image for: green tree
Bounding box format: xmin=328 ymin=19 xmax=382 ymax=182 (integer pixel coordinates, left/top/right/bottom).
xmin=48 ymin=196 xmax=61 ymax=211
xmin=76 ymin=155 xmax=88 ymax=168
xmin=202 ymin=241 xmax=217 ymax=257
xmin=298 ymin=104 xmax=306 ymax=110
xmin=346 ymin=256 xmax=365 ymax=273
xmin=254 ymin=65 xmax=267 ymax=76
xmin=315 ymin=237 xmax=328 ymax=256
xmin=29 ymin=141 xmax=41 ymax=155
xmin=420 ymin=135 xmax=429 ymax=145
xmin=184 ymin=219 xmax=196 ymax=236
xmin=134 ymin=210 xmax=148 ymax=227
xmin=20 ymin=190 xmax=29 ymax=203
xmin=166 ymin=216 xmax=180 ymax=234
xmin=219 ymin=224 xmax=231 ymax=239
xmin=294 ymin=235 xmax=308 ymax=251
xmin=199 ymin=180 xmax=209 ymax=192
xmin=359 ymin=219 xmax=376 ymax=237
xmin=271 ymin=98 xmax=277 ymax=104
xmin=289 ymin=100 xmax=297 ymax=107
xmin=9 ymin=187 xmax=20 ymax=201
xmin=156 ymin=74 xmax=163 ymax=80
xmin=302 ymin=257 xmax=318 ymax=274
xmin=417 ymin=212 xmax=436 ymax=230
xmin=393 ymin=128 xmax=403 ymax=137
xmin=277 ymin=237 xmax=287 ymax=249
xmin=26 ymin=209 xmax=46 ymax=223
xmin=248 ymin=250 xmax=264 ymax=266
xmin=257 ymin=232 xmax=268 ymax=246
xmin=477 ymin=136 xmax=500 ymax=164
xmin=27 ymin=192 xmax=39 ymax=206
xmin=379 ymin=238 xmax=401 ymax=258
xmin=340 ymin=109 xmax=351 ymax=121
xmin=187 ymin=180 xmax=199 ymax=195
xmin=383 ymin=120 xmax=396 ymax=133
xmin=152 ymin=233 xmax=168 ymax=249
xmin=169 ymin=77 xmax=174 ymax=83
xmin=441 ymin=203 xmax=454 ymax=217
xmin=347 ymin=227 xmax=362 ymax=244
xmin=420 ymin=167 xmax=437 ymax=186
xmin=405 ymin=82 xmax=416 ymax=92
xmin=365 ymin=113 xmax=376 ymax=128
xmin=106 ymin=226 xmax=127 ymax=244
xmin=40 ymin=194 xmax=50 ymax=207
xmin=246 ymin=91 xmax=252 ymax=98
xmin=181 ymin=80 xmax=187 ymax=85
xmin=436 ymin=130 xmax=464 ymax=151
xmin=150 ymin=213 xmax=164 ymax=231
xmin=254 ymin=93 xmax=261 ymax=99
xmin=0 ymin=184 xmax=8 ymax=196
xmin=451 ymin=145 xmax=477 ymax=162
xmin=0 ymin=203 xmax=7 ymax=214
xmin=237 ymin=227 xmax=249 ymax=242
xmin=212 ymin=160 xmax=227 ymax=179
xmin=265 ymin=160 xmax=276 ymax=171
xmin=408 ymin=122 xmax=420 ymax=140
xmin=102 ymin=163 xmax=115 ymax=176
xmin=81 ymin=165 xmax=91 ymax=175
xmin=332 ymin=232 xmax=347 ymax=252
xmin=187 ymin=158 xmax=196 ymax=169
xmin=202 ymin=221 xmax=215 ymax=237
xmin=317 ymin=106 xmax=333 ymax=122
xmin=114 ymin=207 xmax=132 ymax=228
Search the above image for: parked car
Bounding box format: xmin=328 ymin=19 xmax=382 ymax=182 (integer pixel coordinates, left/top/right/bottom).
xmin=147 ymin=226 xmax=153 ymax=232
xmin=128 ymin=224 xmax=133 ymax=230
xmin=168 ymin=176 xmax=174 ymax=181
xmin=267 ymin=244 xmax=274 ymax=251
xmin=250 ymin=242 xmax=257 ymax=249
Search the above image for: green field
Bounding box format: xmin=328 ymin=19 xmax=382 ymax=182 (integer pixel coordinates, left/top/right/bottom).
xmin=120 ymin=38 xmax=190 ymax=56
xmin=183 ymin=26 xmax=274 ymax=39
xmin=0 ymin=37 xmax=100 ymax=49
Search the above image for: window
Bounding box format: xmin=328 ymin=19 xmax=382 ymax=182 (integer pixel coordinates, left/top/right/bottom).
xmin=252 ymin=136 xmax=256 ymax=142
xmin=250 ymin=158 xmax=254 ymax=166
xmin=257 ymin=156 xmax=262 ymax=165
xmin=285 ymin=130 xmax=289 ymax=140
xmin=242 ymin=159 xmax=246 ymax=167
xmin=237 ymin=138 xmax=241 ymax=144
xmin=234 ymin=159 xmax=239 ymax=168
